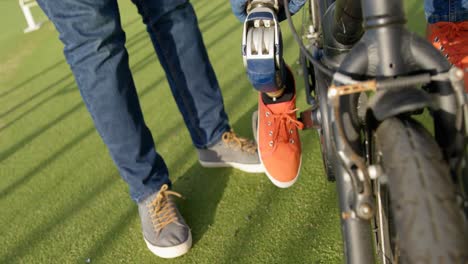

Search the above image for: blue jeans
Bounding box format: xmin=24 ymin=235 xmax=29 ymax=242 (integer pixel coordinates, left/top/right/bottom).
xmin=424 ymin=0 xmax=468 ymax=23
xmin=37 ymin=0 xmax=230 ymax=202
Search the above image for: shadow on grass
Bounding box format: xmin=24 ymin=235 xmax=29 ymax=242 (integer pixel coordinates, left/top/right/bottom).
xmin=196 ymin=0 xmax=232 ymax=32
xmin=0 ymin=28 xmax=150 ymax=132
xmin=0 ymin=52 xmax=250 ymax=205
xmin=205 ymin=20 xmax=240 ymax=52
xmin=175 ymin=104 xmax=259 ymax=246
xmin=0 ymin=92 xmax=191 ymax=261
xmin=218 ymin=135 xmax=342 ymax=263
xmin=0 ymin=0 xmax=239 ymax=132
xmin=79 ymin=204 xmax=139 ymax=263
xmin=0 ymin=5 xmax=237 ymax=136
xmin=276 ymin=189 xmax=342 ymax=263
xmin=0 ymin=56 xmax=170 ymax=199
xmin=0 ymin=49 xmax=156 ymax=164
xmin=1 ymin=70 xmax=255 ymax=263
xmin=0 ymin=7 xmax=259 ymax=262
xmin=174 ymin=166 xmax=231 ymax=245
xmin=0 ymin=172 xmax=121 ymax=263
xmin=76 ymin=101 xmax=258 ymax=264
xmin=0 ymin=60 xmax=66 ymax=99
xmin=0 ymin=106 xmax=194 ymax=262
xmin=0 ymin=16 xmax=142 ymax=100
xmin=0 ymin=79 xmax=166 ymax=201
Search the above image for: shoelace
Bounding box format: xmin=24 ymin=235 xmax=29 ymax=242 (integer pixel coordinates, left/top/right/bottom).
xmin=222 ymin=130 xmax=257 ymax=154
xmin=431 ymin=21 xmax=468 ymax=67
xmin=147 ymin=184 xmax=183 ymax=232
xmin=269 ymin=108 xmax=304 ymax=152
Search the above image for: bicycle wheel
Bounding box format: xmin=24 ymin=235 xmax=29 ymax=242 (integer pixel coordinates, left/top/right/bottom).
xmin=374 ymin=117 xmax=468 ymax=263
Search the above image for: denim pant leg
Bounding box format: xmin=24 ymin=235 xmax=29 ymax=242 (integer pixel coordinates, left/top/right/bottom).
xmin=131 ymin=0 xmax=231 ymax=148
xmin=424 ymin=0 xmax=468 ymax=23
xmin=37 ymin=0 xmax=170 ymax=202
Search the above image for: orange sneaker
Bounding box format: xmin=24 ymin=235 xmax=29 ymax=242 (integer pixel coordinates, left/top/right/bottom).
xmin=427 ymin=21 xmax=468 ymax=92
xmin=257 ymin=87 xmax=304 ymax=188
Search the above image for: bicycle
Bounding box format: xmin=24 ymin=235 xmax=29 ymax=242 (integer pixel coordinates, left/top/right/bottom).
xmin=244 ymin=0 xmax=468 ymax=262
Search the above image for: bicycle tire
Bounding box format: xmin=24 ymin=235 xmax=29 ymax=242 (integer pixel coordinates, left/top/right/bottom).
xmin=375 ymin=117 xmax=468 ymax=264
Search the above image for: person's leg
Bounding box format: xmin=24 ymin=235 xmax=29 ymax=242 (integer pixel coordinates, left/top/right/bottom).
xmin=424 ymin=0 xmax=468 ymax=90
xmin=241 ymin=10 xmax=303 ymax=188
xmin=36 ymin=0 xmax=191 ymax=258
xmin=424 ymin=0 xmax=468 ymax=23
xmin=131 ymin=0 xmax=263 ymax=172
xmin=130 ymin=0 xmax=229 ymax=148
xmin=256 ymin=65 xmax=303 ymax=188
xmin=36 ymin=0 xmax=167 ymax=202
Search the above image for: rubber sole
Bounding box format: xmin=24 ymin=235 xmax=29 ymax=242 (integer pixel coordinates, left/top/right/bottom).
xmin=198 ymin=160 xmax=265 ymax=173
xmin=144 ymin=231 xmax=192 ymax=259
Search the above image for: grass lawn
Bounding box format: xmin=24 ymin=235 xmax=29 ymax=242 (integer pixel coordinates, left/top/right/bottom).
xmin=0 ymin=1 xmax=424 ymax=263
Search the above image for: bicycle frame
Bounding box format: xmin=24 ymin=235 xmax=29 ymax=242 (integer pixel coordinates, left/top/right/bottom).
xmin=294 ymin=0 xmax=467 ymax=262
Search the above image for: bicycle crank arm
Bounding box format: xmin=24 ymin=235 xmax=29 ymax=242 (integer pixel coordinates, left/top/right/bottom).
xmin=299 ymin=106 xmax=321 ymax=129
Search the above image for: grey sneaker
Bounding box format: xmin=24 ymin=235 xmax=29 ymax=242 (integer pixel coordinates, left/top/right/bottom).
xmin=137 ymin=184 xmax=192 ymax=259
xmin=197 ymin=130 xmax=264 ymax=173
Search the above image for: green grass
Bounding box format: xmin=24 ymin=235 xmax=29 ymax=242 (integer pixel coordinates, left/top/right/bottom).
xmin=0 ymin=1 xmax=424 ymax=263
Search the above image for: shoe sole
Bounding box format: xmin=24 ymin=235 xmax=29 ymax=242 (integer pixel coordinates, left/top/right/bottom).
xmin=144 ymin=231 xmax=192 ymax=259
xmin=262 ymin=156 xmax=301 ymax=188
xmin=198 ymin=160 xmax=265 ymax=173
xmin=256 ymin=109 xmax=301 ymax=188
